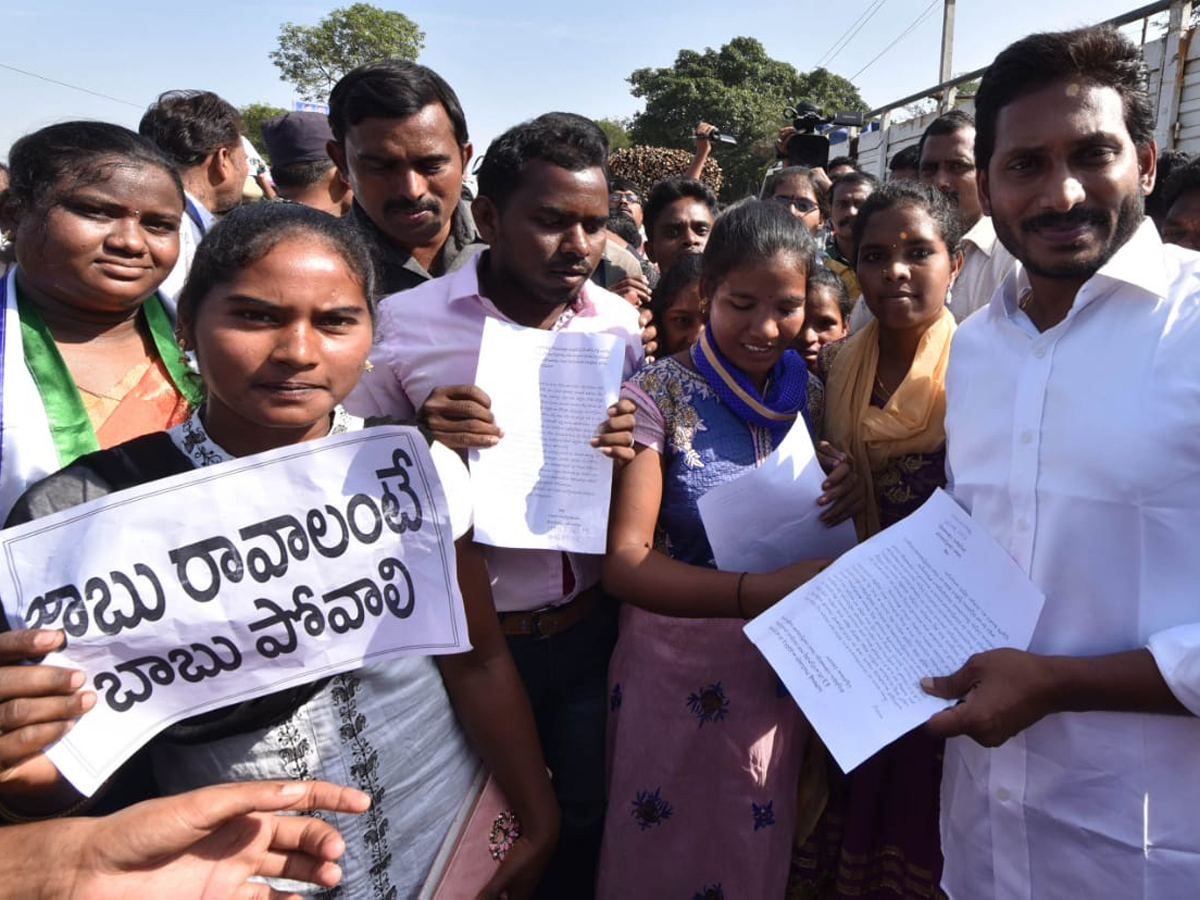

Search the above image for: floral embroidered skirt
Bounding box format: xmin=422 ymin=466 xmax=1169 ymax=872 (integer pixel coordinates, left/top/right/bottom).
xmin=598 ymin=604 xmax=809 ymax=899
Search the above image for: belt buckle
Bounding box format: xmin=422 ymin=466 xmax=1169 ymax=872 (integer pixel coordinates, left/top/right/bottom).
xmin=529 ymin=606 xmax=554 ymax=641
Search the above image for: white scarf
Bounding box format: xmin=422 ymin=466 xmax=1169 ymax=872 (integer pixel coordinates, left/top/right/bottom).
xmin=0 ymin=268 xmax=58 ymax=522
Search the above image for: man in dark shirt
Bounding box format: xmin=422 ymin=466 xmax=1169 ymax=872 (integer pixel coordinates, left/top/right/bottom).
xmin=327 ymin=60 xmax=485 ymax=297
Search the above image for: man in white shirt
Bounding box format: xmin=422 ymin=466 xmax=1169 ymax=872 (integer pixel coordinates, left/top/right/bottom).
xmin=347 ymin=112 xmax=642 ymax=898
xmin=924 ymin=25 xmax=1200 ymax=898
xmin=918 ymin=109 xmax=1017 ymax=322
xmin=138 ymin=91 xmax=248 ymax=306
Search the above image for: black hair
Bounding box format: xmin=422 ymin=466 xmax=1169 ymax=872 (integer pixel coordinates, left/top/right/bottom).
xmin=700 ymin=199 xmax=816 ymax=297
xmin=177 ymin=202 xmax=378 ymax=346
xmin=975 ymin=26 xmax=1155 ymax=172
xmin=328 ymin=60 xmax=468 ymax=148
xmin=761 ymin=166 xmax=829 ymax=218
xmin=476 ymin=112 xmax=608 ymax=210
xmin=1149 ymin=149 xmax=1194 ymax=222
xmin=139 ymin=90 xmax=243 ymax=168
xmin=5 ymin=121 xmax=183 ymax=219
xmin=270 ymin=158 xmax=335 ymax=190
xmin=827 ymin=155 xmax=859 ymax=173
xmin=829 ymin=170 xmax=879 ymax=206
xmin=917 ymin=109 xmax=975 ymax=165
xmin=889 ymin=144 xmax=922 ymax=174
xmin=851 ymin=180 xmax=963 ymax=264
xmin=806 ymin=264 xmax=852 ymax=320
xmin=1161 ymin=157 xmax=1200 ymax=220
xmin=649 ymin=253 xmax=703 ymax=334
xmin=609 ymin=176 xmax=640 ymax=197
xmin=644 ymin=177 xmax=718 ymax=239
xmin=606 ymin=212 xmax=641 ymax=249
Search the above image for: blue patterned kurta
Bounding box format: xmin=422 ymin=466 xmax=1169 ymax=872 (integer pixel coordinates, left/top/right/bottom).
xmin=598 ymin=357 xmax=821 ymax=899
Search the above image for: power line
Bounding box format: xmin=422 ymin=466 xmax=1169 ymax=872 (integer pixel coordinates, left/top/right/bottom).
xmin=818 ymin=0 xmax=889 ymax=69
xmin=851 ymin=0 xmax=941 ymax=81
xmin=0 ymin=62 xmax=142 ymax=110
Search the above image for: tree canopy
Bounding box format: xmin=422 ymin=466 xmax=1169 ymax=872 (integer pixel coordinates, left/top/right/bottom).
xmin=270 ymin=3 xmax=425 ymax=102
xmin=627 ymin=37 xmax=867 ymax=199
xmin=240 ymin=103 xmax=290 ymax=159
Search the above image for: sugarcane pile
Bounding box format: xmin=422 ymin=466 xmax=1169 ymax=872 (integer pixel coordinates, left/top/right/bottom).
xmin=608 ymin=146 xmax=722 ymax=197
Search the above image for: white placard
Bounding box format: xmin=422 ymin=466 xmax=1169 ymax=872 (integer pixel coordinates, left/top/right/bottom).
xmin=0 ymin=426 xmax=469 ymax=796
xmin=698 ymin=418 xmax=857 ymax=573
xmin=470 ymin=318 xmax=622 ymax=554
xmin=744 ymin=489 xmax=1044 ymax=773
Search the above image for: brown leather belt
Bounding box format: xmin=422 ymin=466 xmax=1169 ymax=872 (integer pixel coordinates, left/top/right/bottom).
xmin=498 ymin=588 xmax=601 ymax=639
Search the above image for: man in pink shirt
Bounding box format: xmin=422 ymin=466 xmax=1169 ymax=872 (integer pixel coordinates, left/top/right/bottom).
xmin=347 ymin=112 xmax=642 ymax=898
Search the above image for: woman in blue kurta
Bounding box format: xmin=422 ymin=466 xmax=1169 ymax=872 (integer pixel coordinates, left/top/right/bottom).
xmin=597 ymin=201 xmax=860 ymax=898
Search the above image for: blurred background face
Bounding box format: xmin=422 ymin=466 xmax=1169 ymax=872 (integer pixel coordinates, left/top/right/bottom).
xmin=770 ymin=174 xmax=824 ymax=234
xmin=331 ymin=103 xmax=468 ymax=252
xmin=920 ymin=127 xmax=982 ymax=227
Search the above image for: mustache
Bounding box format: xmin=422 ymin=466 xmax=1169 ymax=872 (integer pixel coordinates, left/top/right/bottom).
xmin=384 ymin=197 xmax=441 ymax=216
xmin=1020 ymin=207 xmax=1108 ymax=233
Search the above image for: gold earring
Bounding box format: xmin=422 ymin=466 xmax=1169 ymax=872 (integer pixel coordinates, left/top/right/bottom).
xmin=361 ymin=359 xmax=374 ymax=372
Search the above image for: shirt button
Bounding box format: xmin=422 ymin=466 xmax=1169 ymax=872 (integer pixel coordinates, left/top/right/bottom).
xmin=1033 ymin=346 xmax=1047 ymax=359
xmin=996 ymin=787 xmax=1011 ymax=802
xmin=1020 ymin=431 xmax=1033 ymax=445
xmin=1017 ymin=518 xmax=1030 ymax=531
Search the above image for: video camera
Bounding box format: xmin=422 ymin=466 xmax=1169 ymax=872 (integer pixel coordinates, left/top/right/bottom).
xmin=781 ymin=101 xmax=866 ymax=170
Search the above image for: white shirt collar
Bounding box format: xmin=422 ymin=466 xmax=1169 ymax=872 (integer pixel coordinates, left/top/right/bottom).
xmin=992 ymin=217 xmax=1167 ymax=322
xmin=961 ymin=215 xmax=998 ymax=257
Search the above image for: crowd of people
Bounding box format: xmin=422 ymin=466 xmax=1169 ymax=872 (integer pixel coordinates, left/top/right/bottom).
xmin=0 ymin=19 xmax=1198 ymax=900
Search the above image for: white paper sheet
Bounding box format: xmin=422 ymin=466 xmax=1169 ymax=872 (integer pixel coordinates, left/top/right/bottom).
xmin=744 ymin=489 xmax=1045 ymax=773
xmin=470 ymin=318 xmax=623 ymax=554
xmin=0 ymin=427 xmax=469 ymax=796
xmin=697 ymin=419 xmax=857 ymax=573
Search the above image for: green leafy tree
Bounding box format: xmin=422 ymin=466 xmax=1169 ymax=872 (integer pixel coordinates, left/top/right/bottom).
xmin=596 ymin=117 xmax=632 ymax=151
xmin=627 ymin=37 xmax=867 ymax=199
xmin=270 ymin=3 xmax=425 ymax=102
xmin=240 ymin=103 xmax=290 ymax=159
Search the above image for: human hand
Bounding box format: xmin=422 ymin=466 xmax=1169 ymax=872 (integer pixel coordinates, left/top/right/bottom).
xmin=418 ymin=385 xmax=503 ymax=450
xmin=476 ymin=829 xmax=555 ymax=900
xmin=66 ymin=779 xmax=371 ymax=900
xmin=922 ymin=648 xmax=1058 ymax=747
xmin=814 ymin=441 xmax=864 ymax=526
xmin=0 ymin=628 xmax=93 ymax=796
xmin=775 ymin=126 xmax=797 ymax=157
xmin=638 ymin=308 xmax=658 ymax=362
xmin=694 ymin=122 xmax=718 ymax=154
xmin=591 ymin=399 xmax=638 ymax=467
xmin=810 ymin=166 xmax=833 ymax=192
xmin=609 ymin=275 xmax=652 ymax=308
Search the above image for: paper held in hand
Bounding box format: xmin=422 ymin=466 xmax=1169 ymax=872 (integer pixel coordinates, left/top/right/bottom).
xmin=470 ymin=318 xmax=623 ymax=554
xmin=744 ymin=489 xmax=1045 ymax=773
xmin=0 ymin=426 xmax=469 ymax=796
xmin=697 ymin=417 xmax=857 ymax=573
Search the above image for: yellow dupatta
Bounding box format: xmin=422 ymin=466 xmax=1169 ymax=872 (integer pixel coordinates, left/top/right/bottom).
xmin=824 ymin=307 xmax=956 ymax=538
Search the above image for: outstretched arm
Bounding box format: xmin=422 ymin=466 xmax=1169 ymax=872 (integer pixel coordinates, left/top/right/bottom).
xmin=2 ymin=779 xmax=370 ymax=900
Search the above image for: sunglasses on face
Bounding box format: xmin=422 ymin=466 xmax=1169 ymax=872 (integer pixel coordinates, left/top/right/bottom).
xmin=773 ymin=196 xmax=819 ymax=214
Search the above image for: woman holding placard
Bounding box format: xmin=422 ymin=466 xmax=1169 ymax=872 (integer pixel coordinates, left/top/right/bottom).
xmin=791 ymin=181 xmax=962 ymax=899
xmin=598 ymin=200 xmax=860 ymax=897
xmin=0 ymin=202 xmax=562 ymax=899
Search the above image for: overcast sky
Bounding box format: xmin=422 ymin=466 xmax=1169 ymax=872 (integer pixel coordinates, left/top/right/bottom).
xmin=2 ymin=0 xmax=1159 ymax=163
